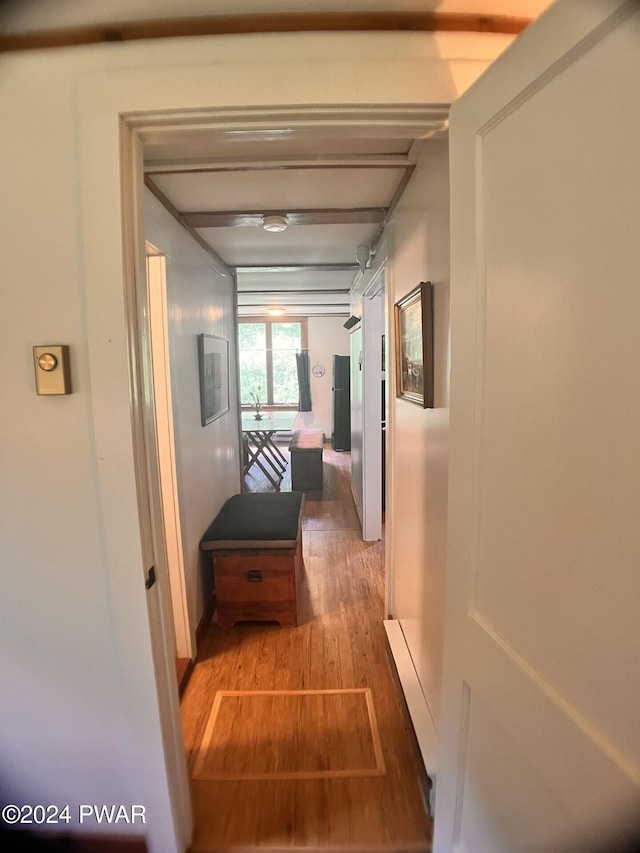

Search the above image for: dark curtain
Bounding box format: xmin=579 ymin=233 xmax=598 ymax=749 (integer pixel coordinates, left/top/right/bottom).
xmin=295 ymin=350 xmax=312 ymax=412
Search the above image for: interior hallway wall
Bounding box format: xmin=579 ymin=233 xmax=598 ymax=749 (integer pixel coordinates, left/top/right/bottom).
xmin=386 ymin=137 xmax=451 ymax=732
xmin=145 ymin=189 xmax=241 ymax=633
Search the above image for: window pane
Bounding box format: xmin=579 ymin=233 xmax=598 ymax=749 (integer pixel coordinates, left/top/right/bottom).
xmin=272 ymin=350 xmax=299 ymax=405
xmin=239 ymin=351 xmax=267 ymax=405
xmin=272 ymin=323 xmax=301 ymax=405
xmin=238 ymin=323 xmax=266 ymax=349
xmin=271 ymin=322 xmax=301 ymax=350
xmin=238 ymin=320 xmax=304 ymax=407
xmin=238 ymin=323 xmax=267 ymax=405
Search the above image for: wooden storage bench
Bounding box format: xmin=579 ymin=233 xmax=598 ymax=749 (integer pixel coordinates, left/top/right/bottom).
xmin=289 ymin=429 xmax=324 ymax=491
xmin=200 ymin=491 xmax=304 ymax=628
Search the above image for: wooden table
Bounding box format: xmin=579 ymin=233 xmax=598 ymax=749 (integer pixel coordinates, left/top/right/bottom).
xmin=242 ymin=411 xmax=298 ymax=490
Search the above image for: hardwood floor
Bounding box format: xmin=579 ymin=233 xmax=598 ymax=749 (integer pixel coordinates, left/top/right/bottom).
xmin=180 ymin=446 xmax=432 ymax=852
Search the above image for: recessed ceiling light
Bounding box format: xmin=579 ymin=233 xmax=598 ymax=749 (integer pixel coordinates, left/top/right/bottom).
xmin=267 ymin=307 xmax=286 ymax=316
xmin=262 ymin=214 xmax=289 ymax=233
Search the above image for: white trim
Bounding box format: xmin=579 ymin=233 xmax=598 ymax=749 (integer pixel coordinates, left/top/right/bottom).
xmin=120 ymin=120 xmax=193 ymax=852
xmin=122 ymin=104 xmax=443 ymax=847
xmin=147 ymin=253 xmax=195 ymax=661
xmin=130 ymin=104 xmax=449 ymax=137
xmin=361 ymin=286 xmax=384 ymax=542
xmin=384 ymin=618 xmax=439 ymax=813
xmin=362 ymin=262 xmax=386 ymax=300
xmin=383 ymin=235 xmax=396 ymax=620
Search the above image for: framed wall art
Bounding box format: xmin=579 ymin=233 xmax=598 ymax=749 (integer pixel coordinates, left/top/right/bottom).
xmin=394 ymin=281 xmax=434 ymax=408
xmin=198 ymin=334 xmax=229 ymax=425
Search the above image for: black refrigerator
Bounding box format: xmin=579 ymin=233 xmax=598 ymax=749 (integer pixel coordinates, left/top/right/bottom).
xmin=331 ymin=355 xmax=351 ymax=451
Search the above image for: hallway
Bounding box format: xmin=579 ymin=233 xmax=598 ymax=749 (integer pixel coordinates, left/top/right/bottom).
xmin=180 ymin=447 xmax=432 ymax=851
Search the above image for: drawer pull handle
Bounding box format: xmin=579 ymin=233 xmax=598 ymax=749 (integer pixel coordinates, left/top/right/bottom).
xmin=247 ymin=570 xmax=263 ymax=582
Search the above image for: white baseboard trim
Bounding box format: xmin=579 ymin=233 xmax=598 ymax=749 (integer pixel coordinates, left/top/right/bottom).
xmin=350 ymin=483 xmax=363 ymax=528
xmin=384 ymin=618 xmax=439 ymax=812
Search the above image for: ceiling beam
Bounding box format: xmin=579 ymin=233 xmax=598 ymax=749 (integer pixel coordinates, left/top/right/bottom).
xmin=184 ymin=208 xmax=386 ymax=228
xmin=144 ymin=155 xmax=415 ymax=175
xmin=236 ymin=263 xmax=358 ymax=273
xmin=238 ymin=288 xmax=350 ymax=295
xmin=370 ymin=164 xmax=416 ymax=258
xmin=1 ymin=13 xmax=534 ymax=53
xmin=239 ymin=298 xmax=350 ymax=305
xmin=238 ymin=308 xmax=350 ymax=318
xmin=144 ymin=177 xmax=233 ymax=277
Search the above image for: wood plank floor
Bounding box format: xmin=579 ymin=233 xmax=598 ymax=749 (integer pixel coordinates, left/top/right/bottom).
xmin=181 ymin=446 xmax=432 ymax=852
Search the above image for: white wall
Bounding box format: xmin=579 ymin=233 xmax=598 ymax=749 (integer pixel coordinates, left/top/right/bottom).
xmin=302 ymin=316 xmax=350 ymax=438
xmin=0 ymin=49 xmax=164 ymax=845
xmin=386 ymin=137 xmax=451 ymax=732
xmin=145 ymin=190 xmax=241 ymax=632
xmin=0 ymin=28 xmax=509 ymax=851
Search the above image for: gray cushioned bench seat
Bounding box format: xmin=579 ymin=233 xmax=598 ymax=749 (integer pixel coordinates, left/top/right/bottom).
xmin=200 ymin=491 xmax=304 ymax=551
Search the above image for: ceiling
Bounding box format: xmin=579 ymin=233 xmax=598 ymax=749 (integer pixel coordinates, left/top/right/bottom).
xmin=142 ymin=109 xmax=451 ymax=316
xmin=75 ymin=1 xmax=554 ymax=318
xmin=0 ymin=1 xmax=555 ymax=318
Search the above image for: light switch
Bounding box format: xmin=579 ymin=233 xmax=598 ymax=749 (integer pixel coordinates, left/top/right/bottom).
xmin=33 ymin=345 xmax=72 ymax=395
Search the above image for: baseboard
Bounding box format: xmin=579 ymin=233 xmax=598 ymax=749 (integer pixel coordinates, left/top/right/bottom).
xmin=196 ymin=593 xmax=216 ymax=644
xmin=350 ymin=483 xmax=363 ymax=529
xmin=384 ymin=619 xmax=439 ymax=813
xmin=175 ymin=656 xmax=193 ymax=697
xmin=173 ymin=593 xmax=216 ymax=698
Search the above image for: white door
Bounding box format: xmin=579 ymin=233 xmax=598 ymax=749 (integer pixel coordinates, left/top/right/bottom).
xmin=436 ymin=2 xmax=640 ymax=851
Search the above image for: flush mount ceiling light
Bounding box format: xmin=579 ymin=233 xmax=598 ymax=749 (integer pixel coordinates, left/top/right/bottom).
xmin=262 ymin=214 xmax=289 ymax=233
xmin=267 ymin=307 xmax=286 ymax=316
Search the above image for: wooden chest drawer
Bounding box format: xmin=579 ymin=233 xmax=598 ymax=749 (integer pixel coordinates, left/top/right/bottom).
xmin=212 ymin=540 xmax=302 ymax=628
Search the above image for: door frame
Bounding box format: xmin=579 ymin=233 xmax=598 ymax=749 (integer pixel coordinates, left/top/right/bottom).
xmin=119 ymin=120 xmax=193 ymax=850
xmin=360 ymin=266 xmax=385 ymax=543
xmin=118 ymin=104 xmax=448 ymax=841
xmin=146 ymin=249 xmax=195 ymax=661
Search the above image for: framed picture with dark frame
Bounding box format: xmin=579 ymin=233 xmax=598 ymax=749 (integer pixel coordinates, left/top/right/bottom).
xmin=198 ymin=334 xmax=229 ymax=426
xmin=394 ymin=281 xmax=434 ymax=408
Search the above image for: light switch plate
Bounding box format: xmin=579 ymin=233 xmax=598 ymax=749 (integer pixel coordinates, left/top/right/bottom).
xmin=33 ymin=345 xmax=72 ymax=395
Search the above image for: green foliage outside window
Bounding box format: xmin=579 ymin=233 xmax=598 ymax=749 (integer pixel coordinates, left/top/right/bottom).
xmin=239 ymin=320 xmax=302 ymax=407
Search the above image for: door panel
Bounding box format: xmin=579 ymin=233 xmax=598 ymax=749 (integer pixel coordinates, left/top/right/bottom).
xmin=332 ymin=354 xmax=351 ymax=451
xmin=437 ymin=3 xmax=640 ymax=850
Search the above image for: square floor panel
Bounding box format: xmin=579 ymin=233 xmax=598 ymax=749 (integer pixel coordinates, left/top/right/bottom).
xmin=193 ymin=688 xmax=386 ymax=781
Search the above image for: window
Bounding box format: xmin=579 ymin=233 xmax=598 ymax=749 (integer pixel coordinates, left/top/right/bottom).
xmin=238 ymin=318 xmax=308 ymax=409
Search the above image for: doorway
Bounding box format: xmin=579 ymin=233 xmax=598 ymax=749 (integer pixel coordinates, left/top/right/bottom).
xmin=121 ymin=105 xmax=444 ymax=848
xmin=360 ymin=272 xmax=385 ymax=542
xmin=146 ymin=245 xmax=195 ymax=678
